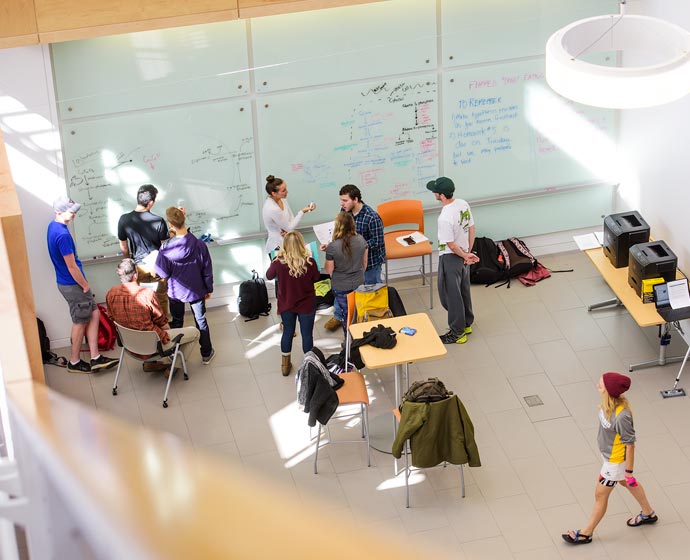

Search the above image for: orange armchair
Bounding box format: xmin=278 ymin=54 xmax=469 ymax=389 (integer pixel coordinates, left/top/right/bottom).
xmin=377 ymin=199 xmax=433 ymax=308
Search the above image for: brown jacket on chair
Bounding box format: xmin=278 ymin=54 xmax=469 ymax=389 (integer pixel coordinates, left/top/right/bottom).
xmin=392 ymin=395 xmax=481 ymax=469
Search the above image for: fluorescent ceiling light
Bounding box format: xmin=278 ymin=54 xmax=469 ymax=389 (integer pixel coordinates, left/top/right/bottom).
xmin=545 ymin=2 xmax=690 ymax=109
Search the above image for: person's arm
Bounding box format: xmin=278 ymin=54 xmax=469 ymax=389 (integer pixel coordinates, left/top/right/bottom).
xmin=200 ymin=244 xmax=214 ymax=294
xmin=119 ymin=239 xmax=130 ymax=258
xmin=362 ymin=248 xmax=369 ymax=270
xmin=148 ymin=292 xmax=169 ymax=329
xmin=266 ymin=200 xmax=310 ymax=235
xmin=153 ymin=251 xmax=170 ymax=279
xmin=266 ymin=259 xmax=278 ymax=281
xmin=363 ymin=213 xmax=384 ymax=251
xmin=324 ymin=259 xmax=334 ymax=275
xmin=309 ymin=259 xmax=321 ymax=282
xmin=63 ymin=253 xmax=90 ymax=292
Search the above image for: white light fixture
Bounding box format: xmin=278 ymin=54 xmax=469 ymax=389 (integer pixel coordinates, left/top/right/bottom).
xmin=545 ymin=1 xmax=690 ymax=109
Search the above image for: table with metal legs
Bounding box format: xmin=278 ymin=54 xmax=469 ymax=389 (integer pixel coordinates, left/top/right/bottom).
xmin=348 ymin=313 xmax=447 ymax=453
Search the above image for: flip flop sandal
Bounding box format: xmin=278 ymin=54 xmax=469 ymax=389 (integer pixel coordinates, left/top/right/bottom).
xmin=46 ymin=353 xmax=68 ymax=368
xmin=627 ymin=511 xmax=658 ymax=527
xmin=562 ymin=530 xmax=592 ymax=545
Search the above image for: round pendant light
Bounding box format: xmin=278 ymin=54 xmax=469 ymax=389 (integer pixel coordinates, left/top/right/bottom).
xmin=545 ymin=4 xmax=690 ymax=109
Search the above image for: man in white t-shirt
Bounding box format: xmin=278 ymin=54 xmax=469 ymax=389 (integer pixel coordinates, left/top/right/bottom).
xmin=427 ymin=177 xmax=479 ymax=344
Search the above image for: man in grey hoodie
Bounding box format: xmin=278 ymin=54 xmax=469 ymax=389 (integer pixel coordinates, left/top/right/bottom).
xmin=155 ymin=207 xmax=215 ymax=365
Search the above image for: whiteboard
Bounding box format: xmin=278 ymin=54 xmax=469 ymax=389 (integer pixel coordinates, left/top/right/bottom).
xmin=62 ymin=100 xmax=258 ymax=259
xmin=52 ymin=20 xmax=250 ymax=119
xmin=257 ymin=75 xmax=439 ymax=225
xmin=441 ymin=0 xmax=620 ymax=66
xmin=251 ymin=0 xmax=437 ymax=92
xmin=442 ymin=59 xmax=616 ymax=200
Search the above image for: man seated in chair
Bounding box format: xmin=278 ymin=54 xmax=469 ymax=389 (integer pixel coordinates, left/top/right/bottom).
xmin=106 ymin=259 xmax=199 ymax=371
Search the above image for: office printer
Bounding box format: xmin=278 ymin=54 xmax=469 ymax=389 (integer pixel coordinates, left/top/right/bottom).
xmin=628 ymin=240 xmax=677 ymax=296
xmin=603 ymin=211 xmax=650 ymax=268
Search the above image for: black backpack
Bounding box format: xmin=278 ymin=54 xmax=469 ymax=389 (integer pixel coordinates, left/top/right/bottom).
xmin=238 ymin=270 xmax=271 ymax=321
xmin=470 ymin=237 xmax=506 ymax=285
xmin=37 ymin=317 xmax=52 ymax=363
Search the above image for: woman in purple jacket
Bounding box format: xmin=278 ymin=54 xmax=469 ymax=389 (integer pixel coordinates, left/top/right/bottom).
xmin=155 ymin=207 xmax=215 ymax=365
xmin=266 ymin=231 xmax=321 ymax=376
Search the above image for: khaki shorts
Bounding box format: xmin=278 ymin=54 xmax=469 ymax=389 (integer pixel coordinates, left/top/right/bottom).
xmin=57 ymin=283 xmax=97 ymax=324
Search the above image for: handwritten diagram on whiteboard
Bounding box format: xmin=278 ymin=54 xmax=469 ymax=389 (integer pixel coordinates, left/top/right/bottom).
xmin=257 ymin=75 xmax=439 ymax=224
xmin=62 ymin=101 xmax=258 ymax=259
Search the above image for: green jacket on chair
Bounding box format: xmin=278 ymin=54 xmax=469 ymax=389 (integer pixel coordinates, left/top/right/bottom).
xmin=392 ymin=395 xmax=481 ymax=469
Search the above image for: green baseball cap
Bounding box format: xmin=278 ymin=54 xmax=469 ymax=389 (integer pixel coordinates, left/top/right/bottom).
xmin=426 ymin=176 xmax=455 ymax=197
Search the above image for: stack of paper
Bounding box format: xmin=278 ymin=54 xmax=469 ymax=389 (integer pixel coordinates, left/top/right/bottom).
xmin=573 ymin=232 xmax=604 ymax=251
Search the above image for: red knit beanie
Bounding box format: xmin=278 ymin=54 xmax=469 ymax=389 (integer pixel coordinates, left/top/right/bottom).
xmin=603 ymin=372 xmax=631 ymax=398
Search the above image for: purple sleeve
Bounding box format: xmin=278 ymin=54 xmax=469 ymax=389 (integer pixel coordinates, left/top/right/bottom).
xmin=266 ymin=259 xmax=277 ymax=280
xmin=154 ymin=250 xmax=169 ymax=279
xmin=201 ymin=243 xmax=213 ymax=293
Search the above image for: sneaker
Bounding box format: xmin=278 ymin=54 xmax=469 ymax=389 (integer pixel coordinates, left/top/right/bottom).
xmin=90 ymin=355 xmax=119 ymax=371
xmin=440 ymin=331 xmax=468 ymax=345
xmin=202 ymin=349 xmax=216 ymax=365
xmin=67 ymin=359 xmax=92 ymax=374
xmin=324 ymin=317 xmax=343 ymax=331
xmin=464 ymin=326 xmax=473 ymax=335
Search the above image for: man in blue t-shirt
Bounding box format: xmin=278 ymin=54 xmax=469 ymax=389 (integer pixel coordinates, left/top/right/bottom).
xmin=47 ymin=196 xmax=119 ymax=374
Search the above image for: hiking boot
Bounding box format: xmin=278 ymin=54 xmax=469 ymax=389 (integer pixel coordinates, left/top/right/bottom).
xmin=67 ymin=359 xmax=92 ymax=374
xmin=324 ymin=317 xmax=342 ymax=331
xmin=281 ymin=353 xmax=293 ymax=376
xmin=440 ymin=331 xmax=468 ymax=345
xmin=202 ymin=349 xmax=216 ymax=365
xmin=464 ymin=326 xmax=473 ymax=335
xmin=90 ymin=355 xmax=119 ymax=371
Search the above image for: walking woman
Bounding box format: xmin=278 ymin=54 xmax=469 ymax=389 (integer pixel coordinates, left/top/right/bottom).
xmin=266 ymin=231 xmax=321 ymax=376
xmin=562 ymin=372 xmax=657 ymax=545
xmin=324 ymin=212 xmax=368 ymax=333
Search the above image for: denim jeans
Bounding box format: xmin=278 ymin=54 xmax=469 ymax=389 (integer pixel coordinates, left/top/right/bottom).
xmin=280 ymin=310 xmax=315 ymax=354
xmin=364 ymin=264 xmax=383 ymax=285
xmin=170 ymin=298 xmax=213 ymax=358
xmin=332 ymin=288 xmax=351 ymax=325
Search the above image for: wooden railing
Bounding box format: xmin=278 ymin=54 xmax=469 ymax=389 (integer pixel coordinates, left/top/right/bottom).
xmin=6 ymin=379 xmax=419 ymax=559
xmin=1 ymin=0 xmax=388 ymax=47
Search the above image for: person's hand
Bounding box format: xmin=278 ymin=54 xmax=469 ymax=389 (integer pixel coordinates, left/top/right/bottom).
xmin=625 ymin=475 xmax=638 ymax=487
xmin=280 ymin=229 xmax=288 ymax=237
xmin=82 ymin=283 xmax=91 ymax=294
xmin=464 ymin=253 xmax=479 ymax=265
xmin=302 ymin=202 xmax=316 ymax=213
xmin=320 ymin=243 xmax=327 ymax=251
xmin=205 ymin=293 xmax=211 ymax=300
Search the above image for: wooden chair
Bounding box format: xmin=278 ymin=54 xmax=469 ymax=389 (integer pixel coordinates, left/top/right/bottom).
xmin=313 ymin=292 xmax=371 ymax=474
xmin=112 ymin=322 xmax=189 ymax=408
xmin=377 ymin=199 xmax=433 ymax=308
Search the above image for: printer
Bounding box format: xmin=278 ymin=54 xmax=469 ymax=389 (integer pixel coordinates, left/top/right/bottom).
xmin=628 ymin=240 xmax=677 ymax=296
xmin=603 ymin=211 xmax=650 ymax=268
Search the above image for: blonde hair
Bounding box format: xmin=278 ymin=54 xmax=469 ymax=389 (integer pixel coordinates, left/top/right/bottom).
xmin=166 ymin=207 xmax=186 ymax=229
xmin=600 ymin=392 xmax=631 ymax=419
xmin=332 ymin=212 xmax=357 ymax=258
xmin=277 ymin=231 xmax=311 ymax=277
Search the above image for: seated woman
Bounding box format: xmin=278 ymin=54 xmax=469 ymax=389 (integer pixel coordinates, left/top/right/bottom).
xmin=324 ymin=212 xmax=368 ymax=334
xmin=266 ymin=231 xmax=321 ymax=376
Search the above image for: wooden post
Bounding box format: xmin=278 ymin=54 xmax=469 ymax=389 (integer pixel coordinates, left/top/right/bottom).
xmin=0 ymin=128 xmax=44 ymax=383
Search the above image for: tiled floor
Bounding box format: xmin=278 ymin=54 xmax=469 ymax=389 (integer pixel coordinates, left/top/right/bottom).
xmin=44 ymin=250 xmax=690 ymax=559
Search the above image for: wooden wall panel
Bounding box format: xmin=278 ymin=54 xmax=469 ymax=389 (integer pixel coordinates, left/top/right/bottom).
xmin=239 ymin=0 xmax=387 ymax=18
xmin=0 ymin=0 xmax=39 ymax=48
xmin=34 ymin=0 xmax=239 ymax=41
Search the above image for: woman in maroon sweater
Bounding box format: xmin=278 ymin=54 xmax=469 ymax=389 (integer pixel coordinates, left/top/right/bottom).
xmin=266 ymin=231 xmax=321 ymax=376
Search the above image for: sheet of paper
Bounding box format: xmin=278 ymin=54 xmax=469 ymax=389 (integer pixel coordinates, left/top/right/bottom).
xmin=594 ymin=231 xmax=605 ymax=245
xmin=140 ymin=282 xmax=159 ymax=290
xmin=667 ymin=279 xmax=690 ymax=309
xmin=396 ymin=231 xmax=429 ymax=246
xmin=573 ymin=233 xmax=601 ymax=251
xmin=312 ymin=221 xmax=335 ymax=246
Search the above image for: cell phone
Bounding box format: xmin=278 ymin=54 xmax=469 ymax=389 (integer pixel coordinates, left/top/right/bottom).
xmin=403 ymin=236 xmax=416 ymax=245
xmin=399 ymin=327 xmax=417 ymax=336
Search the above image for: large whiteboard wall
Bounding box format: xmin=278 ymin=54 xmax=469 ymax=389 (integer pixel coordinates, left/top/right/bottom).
xmin=62 ymin=101 xmax=257 ymax=259
xmin=53 ymin=0 xmax=621 ymax=269
xmin=258 ymin=76 xmax=439 ymax=225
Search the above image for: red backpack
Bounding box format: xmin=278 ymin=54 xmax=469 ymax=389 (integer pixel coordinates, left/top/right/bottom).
xmin=97 ymin=304 xmax=117 ymax=351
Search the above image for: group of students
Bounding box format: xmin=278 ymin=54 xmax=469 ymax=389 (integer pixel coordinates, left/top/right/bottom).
xmin=47 ymin=184 xmax=215 ymax=374
xmin=46 ymin=177 xmax=661 ymax=547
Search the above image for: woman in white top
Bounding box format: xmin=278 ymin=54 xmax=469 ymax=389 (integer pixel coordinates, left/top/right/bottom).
xmin=262 ymin=175 xmax=316 ymax=254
